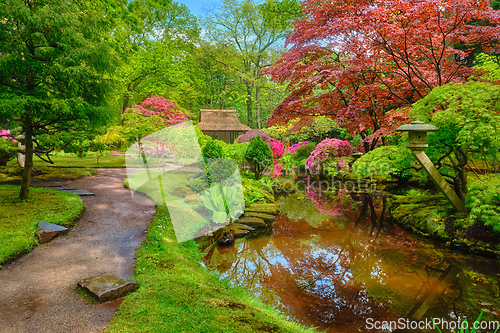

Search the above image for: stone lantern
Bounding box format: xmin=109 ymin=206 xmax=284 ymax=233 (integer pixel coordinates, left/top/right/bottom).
xmin=15 ymin=134 xmax=26 ymax=168
xmin=396 ymin=120 xmax=438 ymax=151
xmin=396 ymin=121 xmax=465 ymax=212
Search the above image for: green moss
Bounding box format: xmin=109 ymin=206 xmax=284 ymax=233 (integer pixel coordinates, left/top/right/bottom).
xmin=0 ymin=185 xmax=84 ymax=266
xmin=0 ymin=166 xmax=96 ymax=183
xmin=106 ymin=207 xmax=314 ymax=333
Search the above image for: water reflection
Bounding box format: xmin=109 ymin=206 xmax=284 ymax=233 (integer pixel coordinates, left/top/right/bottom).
xmin=200 ymin=188 xmax=500 ymax=333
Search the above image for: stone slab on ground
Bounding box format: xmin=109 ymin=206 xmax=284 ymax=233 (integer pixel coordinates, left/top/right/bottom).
xmin=244 ymin=212 xmax=275 ymax=223
xmin=37 ymin=222 xmax=68 ymax=244
xmin=77 ymin=275 xmax=139 ymax=303
xmin=60 ymin=189 xmax=95 ymax=196
xmin=238 ymin=217 xmax=266 ymax=228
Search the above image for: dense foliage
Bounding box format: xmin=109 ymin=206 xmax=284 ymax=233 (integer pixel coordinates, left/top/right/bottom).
xmin=411 ymin=82 xmax=500 ymax=198
xmin=351 ymin=145 xmax=415 ymax=181
xmin=266 ymin=0 xmax=500 ymax=148
xmin=305 ymin=139 xmax=353 ymax=174
xmin=244 ymin=136 xmax=273 ymax=180
xmin=465 ymin=175 xmax=500 ymax=234
xmin=125 ymin=96 xmax=190 ymax=125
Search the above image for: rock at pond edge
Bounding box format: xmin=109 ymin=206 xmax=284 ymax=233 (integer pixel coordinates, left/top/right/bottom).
xmin=244 ymin=212 xmax=275 ymax=223
xmin=238 ymin=217 xmax=266 ymax=228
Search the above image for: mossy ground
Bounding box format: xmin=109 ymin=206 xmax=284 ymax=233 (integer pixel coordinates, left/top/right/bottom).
xmin=106 ymin=206 xmax=314 ymax=333
xmin=0 ymin=184 xmax=84 ymax=266
xmin=390 ymin=193 xmax=500 ymax=256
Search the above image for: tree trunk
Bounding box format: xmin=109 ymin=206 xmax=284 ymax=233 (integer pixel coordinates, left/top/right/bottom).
xmin=256 ymin=83 xmax=262 ymax=129
xmin=19 ymin=116 xmax=34 ymax=200
xmin=246 ymin=82 xmax=253 ymax=127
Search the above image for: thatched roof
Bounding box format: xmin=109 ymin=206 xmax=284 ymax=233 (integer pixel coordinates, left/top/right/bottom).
xmin=196 ymin=109 xmax=251 ymax=132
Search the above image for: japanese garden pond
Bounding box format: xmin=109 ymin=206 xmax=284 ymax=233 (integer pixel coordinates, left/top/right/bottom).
xmin=199 ymin=185 xmax=500 ymax=333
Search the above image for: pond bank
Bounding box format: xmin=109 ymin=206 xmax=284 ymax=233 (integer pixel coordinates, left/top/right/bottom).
xmin=106 ymin=205 xmax=313 ymax=333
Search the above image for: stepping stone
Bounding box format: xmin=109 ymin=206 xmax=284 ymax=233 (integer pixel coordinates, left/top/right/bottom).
xmin=60 ymin=189 xmax=95 ymax=196
xmin=244 ymin=212 xmax=275 ymax=223
xmin=37 ymin=222 xmax=68 ymax=244
xmin=245 ymin=203 xmax=279 ymax=215
xmin=77 ymin=274 xmax=139 ymax=303
xmin=238 ymin=217 xmax=266 ymax=228
xmin=224 ymin=223 xmax=255 ymax=238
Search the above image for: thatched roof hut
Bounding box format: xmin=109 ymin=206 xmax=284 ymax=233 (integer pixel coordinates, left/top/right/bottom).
xmin=196 ymin=109 xmax=251 ymax=143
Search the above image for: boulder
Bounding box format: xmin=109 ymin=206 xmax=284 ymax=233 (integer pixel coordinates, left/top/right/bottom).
xmin=77 ymin=274 xmax=139 ymax=303
xmin=245 ymin=203 xmax=279 ymax=215
xmin=37 ymin=222 xmax=68 ymax=244
xmin=238 ymin=217 xmax=266 ymax=228
xmin=244 ymin=212 xmax=275 ymax=223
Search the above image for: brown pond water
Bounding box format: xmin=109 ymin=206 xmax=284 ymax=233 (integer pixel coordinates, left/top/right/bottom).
xmin=199 ymin=187 xmax=500 ymax=333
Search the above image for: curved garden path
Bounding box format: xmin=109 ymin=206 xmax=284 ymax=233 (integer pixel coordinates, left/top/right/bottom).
xmin=0 ymin=168 xmax=155 ymax=333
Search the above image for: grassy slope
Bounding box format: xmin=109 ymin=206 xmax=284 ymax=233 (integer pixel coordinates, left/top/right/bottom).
xmin=0 ymin=184 xmax=84 ymax=266
xmin=106 ymin=205 xmax=313 ymax=333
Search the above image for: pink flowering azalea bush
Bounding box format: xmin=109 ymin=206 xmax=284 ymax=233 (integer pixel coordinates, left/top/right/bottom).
xmin=110 ymin=150 xmax=125 ymax=156
xmin=305 ymin=138 xmax=353 ymax=173
xmin=0 ymin=130 xmax=17 ymax=166
xmin=271 ymin=139 xmax=286 ymax=159
xmin=270 ymin=139 xmax=287 ymax=177
xmin=126 ymin=96 xmax=190 ymax=125
xmin=290 ymin=141 xmax=310 ymax=155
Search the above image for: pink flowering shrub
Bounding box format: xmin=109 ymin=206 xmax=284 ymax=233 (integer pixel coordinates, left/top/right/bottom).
xmin=271 ymin=162 xmax=283 ymax=177
xmin=271 ymin=139 xmax=286 ymax=159
xmin=110 ymin=150 xmax=125 ymax=156
xmin=125 ymin=96 xmax=190 ymax=125
xmin=290 ymin=141 xmax=310 ymax=155
xmin=305 ymin=138 xmax=353 ymax=173
xmin=0 ymin=130 xmax=16 ymax=142
xmin=0 ymin=130 xmax=16 ymax=166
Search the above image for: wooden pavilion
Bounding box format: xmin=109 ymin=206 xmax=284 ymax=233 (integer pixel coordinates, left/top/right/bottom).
xmin=196 ymin=109 xmax=251 ymax=144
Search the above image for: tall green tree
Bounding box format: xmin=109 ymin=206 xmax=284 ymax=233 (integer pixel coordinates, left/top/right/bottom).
xmin=0 ymin=0 xmax=114 ymax=199
xmin=203 ymin=0 xmax=301 ymax=129
xmin=112 ymin=0 xmax=199 ymax=114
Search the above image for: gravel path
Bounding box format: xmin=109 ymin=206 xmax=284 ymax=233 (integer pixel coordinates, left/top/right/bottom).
xmin=0 ymin=168 xmax=155 ymax=333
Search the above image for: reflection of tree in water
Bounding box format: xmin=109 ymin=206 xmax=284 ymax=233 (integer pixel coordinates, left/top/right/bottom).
xmin=200 ymin=189 xmax=500 ymax=332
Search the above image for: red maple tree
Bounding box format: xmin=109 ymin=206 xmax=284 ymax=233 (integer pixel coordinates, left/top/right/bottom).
xmin=265 ymin=0 xmax=500 ymax=150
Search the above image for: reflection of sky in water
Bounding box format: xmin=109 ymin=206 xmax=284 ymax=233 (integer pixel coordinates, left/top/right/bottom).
xmin=202 ymin=191 xmax=500 ymax=333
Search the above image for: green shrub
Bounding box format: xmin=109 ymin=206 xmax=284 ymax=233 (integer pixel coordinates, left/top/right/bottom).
xmin=292 ymin=143 xmax=316 ymax=162
xmin=202 ymin=140 xmax=226 ymax=161
xmin=208 ymin=158 xmax=238 ymax=185
xmin=465 ymin=175 xmax=500 ymax=234
xmin=194 ymin=126 xmax=211 ymax=150
xmin=0 ymin=138 xmax=16 ymax=166
xmin=225 ymin=142 xmax=249 ymax=164
xmin=244 ymin=136 xmax=273 ymax=180
xmin=352 ymin=145 xmax=415 ymax=181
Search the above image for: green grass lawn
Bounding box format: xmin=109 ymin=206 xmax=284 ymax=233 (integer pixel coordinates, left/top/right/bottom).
xmin=106 ymin=205 xmax=313 ymax=333
xmin=0 ymin=185 xmax=84 ymax=266
xmin=0 ymin=166 xmax=96 ymax=183
xmin=5 ymin=153 xmax=125 ymax=168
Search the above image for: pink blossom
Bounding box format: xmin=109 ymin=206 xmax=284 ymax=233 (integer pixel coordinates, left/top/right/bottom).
xmin=271 ymin=162 xmax=283 ymax=177
xmin=110 ymin=150 xmax=125 ymax=156
xmin=0 ymin=130 xmax=16 ymax=143
xmin=305 ymin=138 xmax=353 ymax=173
xmin=290 ymin=141 xmax=311 ymax=155
xmin=271 ymin=139 xmax=286 ymax=159
xmin=125 ymin=96 xmax=190 ymax=125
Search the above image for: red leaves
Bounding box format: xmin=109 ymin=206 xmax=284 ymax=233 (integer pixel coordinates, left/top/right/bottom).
xmin=265 ymin=0 xmax=500 ymax=143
